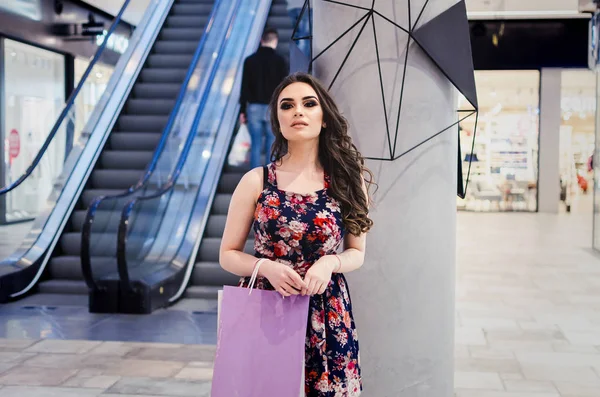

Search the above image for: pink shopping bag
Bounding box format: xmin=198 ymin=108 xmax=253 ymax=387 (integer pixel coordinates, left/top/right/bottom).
xmin=211 ymin=285 xmax=310 ymax=397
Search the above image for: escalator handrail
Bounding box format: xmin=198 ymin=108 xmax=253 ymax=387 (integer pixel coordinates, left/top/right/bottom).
xmin=81 ymin=0 xmax=223 ymax=290
xmin=0 ymin=0 xmax=132 ymax=196
xmin=116 ymin=0 xmax=243 ymax=288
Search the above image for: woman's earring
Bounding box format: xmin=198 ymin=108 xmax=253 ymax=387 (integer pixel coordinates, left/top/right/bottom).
xmin=322 ymin=123 xmax=327 ymax=129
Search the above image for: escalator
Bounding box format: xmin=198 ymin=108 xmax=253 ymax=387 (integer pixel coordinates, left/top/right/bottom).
xmin=85 ymin=0 xmax=289 ymax=314
xmin=0 ymin=0 xmax=218 ymax=305
xmin=185 ymin=0 xmax=296 ymax=301
xmin=46 ymin=0 xmax=215 ymax=299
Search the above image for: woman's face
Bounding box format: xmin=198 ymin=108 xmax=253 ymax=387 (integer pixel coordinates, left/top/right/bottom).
xmin=277 ymin=82 xmax=324 ymax=143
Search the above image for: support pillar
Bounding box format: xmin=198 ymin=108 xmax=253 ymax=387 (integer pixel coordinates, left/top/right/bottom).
xmin=313 ymin=1 xmax=458 ymax=395
xmin=538 ymin=68 xmax=562 ymax=213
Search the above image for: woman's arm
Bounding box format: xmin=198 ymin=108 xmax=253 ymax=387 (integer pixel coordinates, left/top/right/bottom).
xmin=333 ymin=174 xmax=369 ymax=273
xmin=219 ymin=168 xmax=263 ymax=277
xmin=314 ymin=232 xmax=366 ymax=275
xmin=219 ymin=167 xmax=306 ymax=296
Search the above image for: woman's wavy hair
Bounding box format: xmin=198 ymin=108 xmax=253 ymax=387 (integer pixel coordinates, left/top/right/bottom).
xmin=268 ymin=72 xmax=374 ymax=236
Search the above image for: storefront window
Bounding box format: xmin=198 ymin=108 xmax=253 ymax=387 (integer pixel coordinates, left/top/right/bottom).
xmin=73 ymin=57 xmax=113 ymax=145
xmin=458 ymin=70 xmax=540 ymax=212
xmin=2 ymin=39 xmax=65 ymax=222
xmin=560 ymin=70 xmax=596 ymax=214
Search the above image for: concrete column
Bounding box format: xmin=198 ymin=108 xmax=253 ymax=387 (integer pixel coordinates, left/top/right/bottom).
xmin=538 ymin=68 xmax=562 ymax=213
xmin=313 ymin=2 xmax=457 ymax=396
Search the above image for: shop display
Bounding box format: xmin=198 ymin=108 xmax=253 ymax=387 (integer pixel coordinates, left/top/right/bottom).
xmin=2 ymin=38 xmax=65 ymax=222
xmin=457 ymin=70 xmax=539 ymax=212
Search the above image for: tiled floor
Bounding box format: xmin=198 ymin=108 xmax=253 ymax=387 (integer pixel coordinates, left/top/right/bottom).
xmin=1 ymin=211 xmax=600 ymax=396
xmin=0 ymin=339 xmax=214 ymax=396
xmin=455 ymin=211 xmax=600 ymax=397
xmin=0 ymin=296 xmax=218 ymax=345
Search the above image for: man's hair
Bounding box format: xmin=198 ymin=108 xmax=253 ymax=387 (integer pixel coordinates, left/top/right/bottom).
xmin=262 ymin=28 xmax=279 ymax=43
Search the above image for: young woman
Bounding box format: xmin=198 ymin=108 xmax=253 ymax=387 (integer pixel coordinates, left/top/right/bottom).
xmin=220 ymin=72 xmax=374 ymax=396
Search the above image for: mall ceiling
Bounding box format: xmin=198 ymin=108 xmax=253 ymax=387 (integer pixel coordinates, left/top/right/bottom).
xmin=81 ymin=0 xmax=151 ymax=25
xmin=81 ymin=0 xmax=596 ymax=26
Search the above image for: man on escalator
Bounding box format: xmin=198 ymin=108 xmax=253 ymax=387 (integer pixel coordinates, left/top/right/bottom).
xmin=239 ymin=28 xmax=288 ymax=169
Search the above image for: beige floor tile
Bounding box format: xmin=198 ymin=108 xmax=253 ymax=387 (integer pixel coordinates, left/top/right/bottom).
xmin=174 ymin=367 xmax=213 ymax=381
xmin=24 ymin=340 xmax=101 ymax=355
xmin=554 ymin=381 xmax=600 ymax=396
xmin=455 ymin=327 xmax=487 ymax=346
xmin=87 ymin=342 xmax=141 ymax=357
xmin=521 ymin=364 xmax=600 ymax=385
xmin=0 ymin=340 xmax=37 ymax=351
xmin=455 ymin=390 xmax=560 ymax=397
xmin=102 ymin=359 xmax=185 ymax=378
xmin=0 ymin=367 xmax=77 ymax=386
xmin=0 ymin=386 xmax=102 ymax=397
xmin=62 ymin=374 xmax=120 ymax=389
xmin=503 ymin=380 xmax=558 ymax=393
xmin=455 ymin=357 xmax=522 ymax=373
xmin=454 ymin=372 xmax=503 ymax=390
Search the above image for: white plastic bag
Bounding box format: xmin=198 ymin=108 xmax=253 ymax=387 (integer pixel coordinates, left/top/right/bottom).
xmin=228 ymin=123 xmax=251 ymax=166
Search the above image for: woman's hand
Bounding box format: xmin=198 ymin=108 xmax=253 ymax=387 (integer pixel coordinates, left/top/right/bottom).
xmin=260 ymin=260 xmax=306 ymax=297
xmin=302 ymin=256 xmax=336 ymax=296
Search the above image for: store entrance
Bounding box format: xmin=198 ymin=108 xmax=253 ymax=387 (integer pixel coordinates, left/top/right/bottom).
xmin=2 ymin=38 xmax=65 ymax=223
xmin=559 ymin=70 xmax=596 ymax=214
xmin=458 ymin=70 xmax=540 ymax=212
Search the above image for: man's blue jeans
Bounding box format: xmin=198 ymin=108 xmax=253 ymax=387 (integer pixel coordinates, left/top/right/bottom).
xmin=246 ymin=103 xmax=274 ymax=169
xmin=288 ymin=8 xmax=311 ymax=58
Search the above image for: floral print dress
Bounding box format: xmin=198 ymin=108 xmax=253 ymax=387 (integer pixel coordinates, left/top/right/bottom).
xmin=240 ymin=163 xmax=362 ymax=396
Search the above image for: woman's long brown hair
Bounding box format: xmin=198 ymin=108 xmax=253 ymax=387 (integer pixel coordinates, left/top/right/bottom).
xmin=268 ymin=73 xmax=374 ymax=236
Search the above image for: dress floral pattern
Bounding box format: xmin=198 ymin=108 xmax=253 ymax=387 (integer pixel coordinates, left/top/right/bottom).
xmin=240 ymin=163 xmax=362 ymax=396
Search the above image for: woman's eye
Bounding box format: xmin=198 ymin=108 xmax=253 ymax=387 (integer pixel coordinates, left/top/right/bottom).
xmin=304 ymin=101 xmax=318 ymax=107
xmin=280 ymin=103 xmax=293 ymax=110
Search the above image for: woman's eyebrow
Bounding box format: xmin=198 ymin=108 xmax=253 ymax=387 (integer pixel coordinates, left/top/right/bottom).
xmin=279 ymin=96 xmax=318 ymax=104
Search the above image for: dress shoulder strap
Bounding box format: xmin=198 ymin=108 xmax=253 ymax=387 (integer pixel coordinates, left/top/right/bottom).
xmin=262 ymin=163 xmax=277 ymax=190
xmin=262 ymin=165 xmax=269 ymax=190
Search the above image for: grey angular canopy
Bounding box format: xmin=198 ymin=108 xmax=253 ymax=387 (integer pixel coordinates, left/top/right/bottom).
xmin=289 ymin=0 xmax=478 ymax=197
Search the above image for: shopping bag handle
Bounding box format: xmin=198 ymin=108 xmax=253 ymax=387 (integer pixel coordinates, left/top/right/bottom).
xmin=248 ymin=259 xmax=266 ymax=295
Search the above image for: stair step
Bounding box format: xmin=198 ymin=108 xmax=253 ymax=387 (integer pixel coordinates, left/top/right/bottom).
xmin=153 ymin=41 xmax=199 ymax=54
xmin=116 ymin=115 xmax=169 ymax=132
xmin=197 ymin=237 xmax=253 ymax=263
xmin=91 ymin=169 xmax=143 ymax=189
xmin=133 ymin=83 xmax=182 ymax=99
xmin=140 ymin=68 xmax=188 ymax=84
xmin=147 ymin=54 xmax=194 ymax=69
xmin=109 ymin=132 xmax=162 ymax=151
xmin=126 ymin=98 xmax=176 ymax=115
xmin=100 ymin=150 xmax=153 ymax=170
xmin=217 ymin=172 xmax=244 ymax=194
xmin=33 ymin=281 xmax=88 ymax=296
xmin=166 ymin=15 xmax=209 ymax=28
xmin=211 ymin=193 xmax=232 ymax=215
xmin=192 ymin=261 xmax=239 ymax=286
xmin=80 ymin=189 xmax=127 ymax=207
xmin=172 ymin=3 xmax=213 ymax=16
xmin=48 ymin=256 xmax=118 ymax=281
xmin=159 ymin=28 xmax=204 ymax=41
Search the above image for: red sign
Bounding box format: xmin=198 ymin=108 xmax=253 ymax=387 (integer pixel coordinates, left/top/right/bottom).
xmin=8 ymin=129 xmax=20 ymax=160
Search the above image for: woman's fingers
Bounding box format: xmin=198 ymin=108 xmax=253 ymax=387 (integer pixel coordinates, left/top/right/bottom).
xmin=317 ymin=281 xmax=327 ymax=295
xmin=277 ymin=286 xmax=291 ymax=297
xmin=283 ymin=281 xmax=300 ymax=295
xmin=308 ymin=277 xmax=320 ymax=296
xmin=286 ymin=269 xmax=306 ymax=290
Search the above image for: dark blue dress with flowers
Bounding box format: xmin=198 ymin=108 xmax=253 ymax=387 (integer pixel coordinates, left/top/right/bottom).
xmin=240 ymin=163 xmax=362 ymax=396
